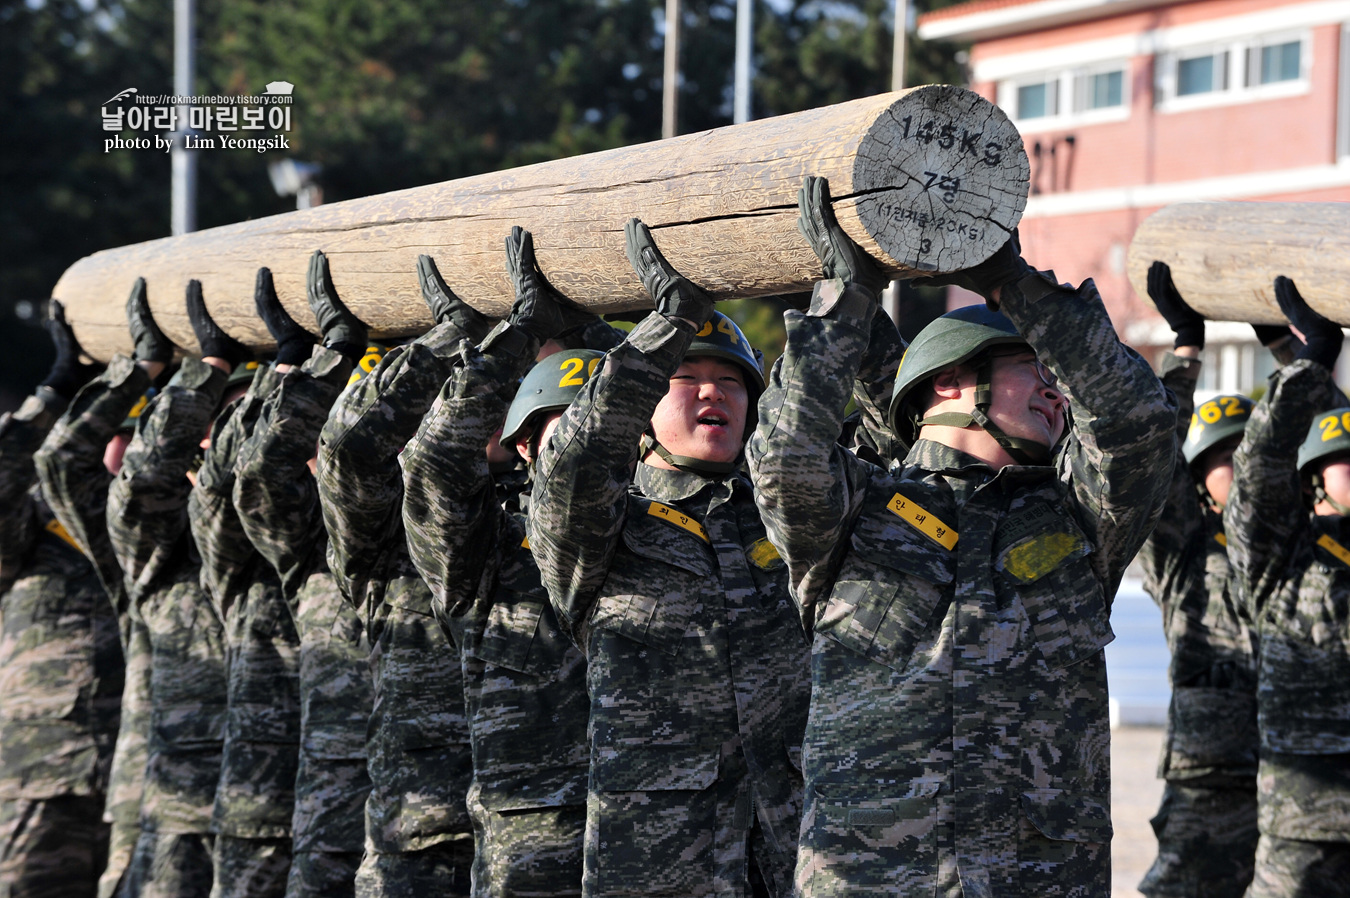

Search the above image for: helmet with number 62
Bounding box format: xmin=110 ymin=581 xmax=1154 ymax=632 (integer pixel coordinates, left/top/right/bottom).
xmin=1183 ymin=393 xmax=1254 ymax=467
xmin=503 ymin=349 xmax=606 ymax=444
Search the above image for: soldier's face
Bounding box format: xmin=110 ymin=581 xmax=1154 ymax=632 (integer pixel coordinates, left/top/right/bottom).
xmin=516 ymin=413 xmax=563 ymax=465
xmin=1318 ymin=459 xmax=1350 ymax=514
xmin=1195 ymin=440 xmax=1238 ymax=509
xmin=104 ymin=432 xmax=132 ymax=475
xmin=647 ymin=356 xmax=748 ymax=468
xmin=985 ymin=349 xmax=1067 ymax=450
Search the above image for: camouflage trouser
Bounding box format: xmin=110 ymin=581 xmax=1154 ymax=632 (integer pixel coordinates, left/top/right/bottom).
xmin=1245 ymin=834 xmax=1350 ymax=898
xmin=466 ymin=787 xmax=584 ymax=898
xmin=1139 ymin=780 xmax=1258 ymax=898
xmin=100 ymin=821 xmax=142 ymax=898
xmin=209 ymin=835 xmax=291 ymax=898
xmin=284 ymin=850 xmax=360 ymax=898
xmin=119 ymin=830 xmax=214 ymax=898
xmin=354 ymin=839 xmax=472 ymax=898
xmin=0 ymin=795 xmax=108 ymax=898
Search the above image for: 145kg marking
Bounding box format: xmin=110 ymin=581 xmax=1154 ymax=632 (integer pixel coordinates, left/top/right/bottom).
xmin=899 ymin=115 xmax=1005 ymax=166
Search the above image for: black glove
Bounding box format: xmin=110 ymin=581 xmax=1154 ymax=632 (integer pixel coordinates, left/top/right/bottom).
xmin=1275 ymin=275 xmax=1343 ymax=370
xmin=797 ymin=176 xmax=887 ymax=295
xmin=126 ymin=276 xmax=175 ymax=364
xmin=624 ymin=218 xmax=714 ymax=329
xmin=417 ymin=254 xmax=493 ymax=341
xmin=306 ymin=250 xmax=369 ymax=362
xmin=911 ymin=229 xmax=1033 ymax=305
xmin=1252 ymin=323 xmax=1294 ymax=347
xmin=185 ymin=279 xmax=248 ymax=368
xmin=40 ymin=299 xmax=102 ymax=399
xmin=503 ymin=226 xmax=597 ymax=342
xmin=254 ymin=267 xmax=315 ymax=365
xmin=1146 ymin=261 xmax=1205 ymax=349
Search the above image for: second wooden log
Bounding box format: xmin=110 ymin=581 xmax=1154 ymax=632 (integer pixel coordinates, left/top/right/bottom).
xmin=1128 ymin=201 xmax=1350 ymax=326
xmin=56 ymin=84 xmax=1029 ymax=360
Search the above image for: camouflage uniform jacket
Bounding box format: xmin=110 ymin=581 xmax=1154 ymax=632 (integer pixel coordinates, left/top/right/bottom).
xmin=189 ymin=363 xmax=300 ymax=839
xmin=746 ymin=275 xmax=1175 ymax=895
xmin=1225 ymin=358 xmax=1350 ymax=842
xmin=0 ymin=386 xmax=122 ymax=801
xmin=234 ymin=346 xmax=372 ymax=855
xmin=316 ymin=322 xmax=475 ymax=855
xmin=843 ymin=304 xmax=908 ymax=465
xmin=401 ymin=325 xmax=589 ymax=818
xmin=1138 ymin=354 xmax=1258 ymax=784
xmin=34 ymin=355 xmax=156 ymax=828
xmin=107 ymin=356 xmax=229 ymax=835
xmin=530 ymin=312 xmax=811 ymax=887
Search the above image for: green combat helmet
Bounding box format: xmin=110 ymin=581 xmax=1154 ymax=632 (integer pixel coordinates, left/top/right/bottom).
xmin=1182 ymin=394 xmax=1253 ymax=467
xmin=502 ymin=348 xmax=605 ymax=446
xmin=1298 ymin=407 xmax=1350 ymax=513
xmin=887 ymin=304 xmax=1046 ymax=463
xmin=226 ymin=359 xmax=263 ymax=390
xmin=642 ymin=310 xmax=764 ymax=476
xmin=346 ymin=343 xmax=391 ymax=386
xmin=120 ymin=387 xmax=158 ymax=432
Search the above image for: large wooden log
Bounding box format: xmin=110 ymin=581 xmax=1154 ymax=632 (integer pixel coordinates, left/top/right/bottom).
xmin=56 ymin=85 xmax=1029 ymax=360
xmin=1128 ymin=201 xmax=1350 ymax=326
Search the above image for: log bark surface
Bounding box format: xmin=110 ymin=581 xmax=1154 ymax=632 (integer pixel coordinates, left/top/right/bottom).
xmin=56 ymin=85 xmax=1029 ymax=360
xmin=1128 ymin=201 xmax=1350 ymax=325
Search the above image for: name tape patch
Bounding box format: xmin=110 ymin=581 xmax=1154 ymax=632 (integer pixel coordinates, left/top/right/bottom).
xmin=647 ymin=502 xmax=709 ymax=543
xmin=44 ymin=518 xmax=85 ymax=555
xmin=885 ymin=493 xmax=958 ymax=550
xmin=1317 ymin=533 xmax=1350 ymax=568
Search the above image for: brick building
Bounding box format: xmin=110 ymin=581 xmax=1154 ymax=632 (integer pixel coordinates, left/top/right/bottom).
xmin=919 ymin=0 xmax=1350 ymax=392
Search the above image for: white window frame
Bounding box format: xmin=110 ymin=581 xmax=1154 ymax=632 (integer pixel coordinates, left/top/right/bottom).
xmin=997 ymin=60 xmax=1131 ymax=132
xmin=1157 ymin=29 xmax=1311 ymax=113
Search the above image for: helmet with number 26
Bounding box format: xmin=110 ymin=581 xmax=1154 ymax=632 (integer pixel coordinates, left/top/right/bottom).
xmin=1298 ymin=407 xmax=1350 ymax=476
xmin=1183 ymin=393 xmax=1254 ymax=467
xmin=502 ymin=349 xmax=606 ymax=444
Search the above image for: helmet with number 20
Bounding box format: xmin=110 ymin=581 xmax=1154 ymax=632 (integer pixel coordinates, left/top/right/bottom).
xmin=1183 ymin=393 xmax=1254 ymax=467
xmin=502 ymin=349 xmax=606 ymax=444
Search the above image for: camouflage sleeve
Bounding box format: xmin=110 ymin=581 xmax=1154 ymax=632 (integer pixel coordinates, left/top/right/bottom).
xmin=107 ymin=357 xmax=228 ymax=604
xmin=34 ymin=356 xmax=153 ymax=615
xmin=529 ymin=312 xmax=695 ymax=642
xmin=188 ymin=364 xmax=282 ymax=620
xmin=401 ymin=323 xmax=536 ymax=620
xmin=234 ymin=348 xmax=351 ymax=601
xmin=746 ymin=279 xmax=882 ymax=629
xmin=999 ymin=273 xmax=1177 ymax=594
xmin=0 ymin=388 xmax=68 ymax=591
xmin=1137 ymin=354 xmax=1203 ymax=623
xmin=849 ymin=304 xmax=907 ymax=462
xmin=316 ymin=320 xmax=472 ymax=609
xmin=1225 ymin=360 xmax=1340 ymax=620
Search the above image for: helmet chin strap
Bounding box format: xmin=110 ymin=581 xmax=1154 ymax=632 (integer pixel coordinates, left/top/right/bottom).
xmin=640 ymin=431 xmax=740 ymax=477
xmin=1312 ymin=473 xmax=1350 ymax=516
xmin=914 ymin=356 xmax=1050 ymax=466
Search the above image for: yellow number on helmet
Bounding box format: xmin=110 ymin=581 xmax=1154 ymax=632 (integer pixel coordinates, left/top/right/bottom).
xmin=1198 ymin=401 xmax=1222 ymax=424
xmin=558 ymin=357 xmax=585 ymax=387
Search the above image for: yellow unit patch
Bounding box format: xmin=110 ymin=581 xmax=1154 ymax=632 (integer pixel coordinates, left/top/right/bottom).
xmin=44 ymin=518 xmax=84 ymax=555
xmin=885 ymin=494 xmax=958 ymax=550
xmin=647 ymin=502 xmax=709 ymax=543
xmin=1214 ymin=532 xmax=1227 ymax=548
xmin=521 ymin=535 xmax=530 ymax=550
xmin=1004 ymin=531 xmax=1082 ymax=582
xmin=1317 ymin=534 xmax=1350 ymax=568
xmin=747 ymin=537 xmax=783 ymax=570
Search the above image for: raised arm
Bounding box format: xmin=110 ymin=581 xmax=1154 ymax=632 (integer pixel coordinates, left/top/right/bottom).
xmin=747 ymin=177 xmax=886 ymax=626
xmin=1226 ymin=277 xmax=1344 ymax=620
xmin=0 ymin=387 xmax=69 ymax=591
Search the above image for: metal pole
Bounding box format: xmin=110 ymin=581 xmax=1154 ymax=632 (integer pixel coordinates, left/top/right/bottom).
xmin=892 ymin=0 xmax=909 ymax=91
xmin=663 ymin=0 xmax=681 ymax=139
xmin=733 ymin=0 xmax=753 ymax=124
xmin=171 ymin=0 xmax=197 ymax=235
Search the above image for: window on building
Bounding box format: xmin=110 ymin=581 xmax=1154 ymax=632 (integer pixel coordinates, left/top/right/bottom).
xmin=1077 ymin=69 xmax=1124 ymax=111
xmin=1159 ymin=31 xmax=1308 ymax=109
xmin=1001 ymin=64 xmax=1127 ymax=128
xmin=1017 ymin=79 xmax=1058 ymax=119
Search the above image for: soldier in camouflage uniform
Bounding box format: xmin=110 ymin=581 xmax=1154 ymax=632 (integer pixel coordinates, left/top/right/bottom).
xmin=746 ymin=178 xmax=1175 ymax=895
xmin=402 ymin=235 xmax=620 ymax=897
xmin=34 ymin=281 xmax=173 ymax=898
xmin=1224 ymin=275 xmax=1350 ymax=895
xmin=312 ymin=249 xmax=479 ymax=897
xmin=106 ymin=282 xmax=238 ymax=897
xmin=0 ymin=302 xmax=123 ymax=897
xmin=1134 ymin=262 xmax=1290 ymax=898
xmin=529 ymin=220 xmax=810 ymax=897
xmin=232 ymin=264 xmax=376 ymax=897
xmin=183 ymin=278 xmax=301 ymax=898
